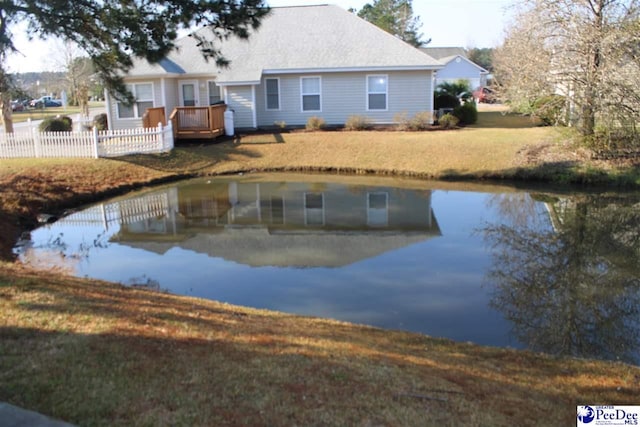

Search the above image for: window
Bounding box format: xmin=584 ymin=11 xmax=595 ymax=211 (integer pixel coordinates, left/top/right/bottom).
xmin=304 ymin=192 xmax=324 ymax=225
xmin=261 ymin=196 xmax=284 ymax=224
xmin=367 ymin=192 xmax=389 ymax=227
xmin=117 ymin=83 xmax=154 ymax=119
xmin=208 ymin=81 xmax=223 ymax=105
xmin=265 ymin=78 xmax=280 ymax=110
xmin=367 ymin=75 xmax=388 ymax=111
xmin=301 ymin=77 xmax=321 ymax=112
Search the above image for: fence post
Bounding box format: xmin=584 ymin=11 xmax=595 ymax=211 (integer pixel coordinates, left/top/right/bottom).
xmin=166 ymin=121 xmax=174 ymax=151
xmin=32 ymin=126 xmax=42 ymax=158
xmin=92 ymin=126 xmax=99 ymax=158
xmin=157 ymin=122 xmax=164 ymax=151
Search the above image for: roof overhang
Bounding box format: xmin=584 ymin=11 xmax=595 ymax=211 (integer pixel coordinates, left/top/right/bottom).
xmin=262 ymin=65 xmax=443 ymax=75
xmin=216 ymin=80 xmax=262 ymax=87
xmin=123 ymin=73 xmax=183 ymax=80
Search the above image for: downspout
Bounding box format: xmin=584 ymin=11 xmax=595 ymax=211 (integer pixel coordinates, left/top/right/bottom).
xmin=104 ymin=89 xmax=114 ymax=130
xmin=251 ymin=85 xmax=257 ymax=129
xmin=430 ymin=71 xmax=437 ymax=124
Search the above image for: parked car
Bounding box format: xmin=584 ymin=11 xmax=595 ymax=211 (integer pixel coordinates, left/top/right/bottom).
xmin=30 ymin=96 xmax=62 ymax=108
xmin=11 ymin=101 xmax=24 ymax=112
xmin=473 ymin=87 xmax=496 ymax=104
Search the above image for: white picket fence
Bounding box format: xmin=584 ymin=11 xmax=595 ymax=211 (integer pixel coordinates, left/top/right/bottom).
xmin=0 ymin=122 xmax=174 ymax=159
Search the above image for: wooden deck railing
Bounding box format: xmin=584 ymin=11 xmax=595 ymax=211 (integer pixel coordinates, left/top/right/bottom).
xmin=142 ymin=107 xmax=167 ymax=128
xmin=169 ymin=104 xmax=226 ymax=140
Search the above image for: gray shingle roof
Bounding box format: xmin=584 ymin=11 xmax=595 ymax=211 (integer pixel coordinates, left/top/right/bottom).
xmin=420 ymin=47 xmax=468 ymax=60
xmin=127 ymin=5 xmax=442 ymax=83
xmin=420 ymin=47 xmax=488 ymax=73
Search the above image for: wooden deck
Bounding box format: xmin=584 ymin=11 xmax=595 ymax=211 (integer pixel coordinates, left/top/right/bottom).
xmin=168 ymin=105 xmax=226 ymax=140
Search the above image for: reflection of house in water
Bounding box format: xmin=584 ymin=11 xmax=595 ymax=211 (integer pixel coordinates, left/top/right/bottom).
xmin=544 ymin=197 xmax=575 ymax=232
xmin=76 ymin=180 xmax=441 ymax=268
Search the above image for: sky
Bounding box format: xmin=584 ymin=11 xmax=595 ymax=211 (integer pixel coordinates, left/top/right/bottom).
xmin=5 ymin=0 xmax=514 ymax=73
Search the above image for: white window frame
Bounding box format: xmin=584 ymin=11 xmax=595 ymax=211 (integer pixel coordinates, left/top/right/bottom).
xmin=304 ymin=192 xmax=325 ymax=226
xmin=117 ymin=82 xmax=154 ymax=120
xmin=265 ymin=77 xmax=280 ymax=111
xmin=207 ymin=80 xmax=223 ymax=105
xmin=300 ymin=76 xmax=322 ymax=113
xmin=366 ymin=74 xmax=388 ymax=111
xmin=367 ymin=192 xmax=389 ymax=227
xmin=178 ymin=79 xmax=200 ymax=107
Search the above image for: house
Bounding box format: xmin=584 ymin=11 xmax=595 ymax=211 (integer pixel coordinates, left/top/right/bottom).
xmin=105 ymin=5 xmax=442 ymax=134
xmin=27 ymin=177 xmax=442 ymax=268
xmin=114 ymin=178 xmax=442 ymax=268
xmin=420 ymin=47 xmax=488 ymax=90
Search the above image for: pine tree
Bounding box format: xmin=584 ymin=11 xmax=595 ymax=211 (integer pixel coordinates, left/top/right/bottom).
xmin=0 ymin=0 xmax=270 ymax=132
xmin=357 ymin=0 xmax=428 ymax=47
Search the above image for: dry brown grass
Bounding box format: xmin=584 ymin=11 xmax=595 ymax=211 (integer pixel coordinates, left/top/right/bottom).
xmin=1 ymin=263 xmax=638 ymax=426
xmin=117 ymin=124 xmax=557 ymax=181
xmin=0 ymin=112 xmax=639 ymax=425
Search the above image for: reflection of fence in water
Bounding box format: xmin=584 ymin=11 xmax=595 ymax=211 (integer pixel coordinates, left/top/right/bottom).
xmin=57 ymin=192 xmax=171 ymax=229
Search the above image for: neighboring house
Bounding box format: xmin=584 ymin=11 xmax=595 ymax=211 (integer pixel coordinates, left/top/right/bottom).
xmin=105 ymin=5 xmax=442 ymax=132
xmin=420 ymin=47 xmax=488 ymax=90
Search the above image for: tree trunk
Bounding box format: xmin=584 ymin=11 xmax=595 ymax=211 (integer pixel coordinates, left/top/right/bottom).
xmin=0 ymin=92 xmax=14 ymax=134
xmin=581 ymin=0 xmax=604 ymax=137
xmin=581 ymin=96 xmax=595 ymax=136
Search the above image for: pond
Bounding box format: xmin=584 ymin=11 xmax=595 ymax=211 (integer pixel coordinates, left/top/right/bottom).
xmin=14 ymin=173 xmax=640 ymax=364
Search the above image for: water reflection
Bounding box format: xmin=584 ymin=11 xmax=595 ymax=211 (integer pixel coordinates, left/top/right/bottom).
xmin=64 ymin=179 xmax=441 ymax=268
xmin=14 ymin=175 xmax=640 ymax=364
xmin=483 ymin=193 xmax=640 ymax=364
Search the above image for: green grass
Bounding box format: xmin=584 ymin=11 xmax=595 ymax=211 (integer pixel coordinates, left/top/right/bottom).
xmin=10 ymin=102 xmax=103 ymax=124
xmin=469 ymin=111 xmax=543 ymax=129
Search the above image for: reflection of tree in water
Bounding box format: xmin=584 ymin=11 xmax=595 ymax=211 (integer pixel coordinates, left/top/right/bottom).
xmin=125 ymin=275 xmax=165 ymax=292
xmin=19 ymin=230 xmax=110 ymax=273
xmin=483 ymin=193 xmax=640 ymax=364
xmin=485 ymin=192 xmax=546 ymax=229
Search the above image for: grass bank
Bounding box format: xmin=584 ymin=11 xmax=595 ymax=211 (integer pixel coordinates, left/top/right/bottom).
xmin=2 ymin=264 xmax=639 ymax=426
xmin=1 ymin=111 xmax=639 ymax=425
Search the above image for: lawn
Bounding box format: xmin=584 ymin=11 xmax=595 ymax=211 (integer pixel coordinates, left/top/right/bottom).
xmin=9 ymin=102 xmax=104 ymax=124
xmin=1 ymin=111 xmax=639 ymax=426
xmin=2 ymin=264 xmax=639 ymax=426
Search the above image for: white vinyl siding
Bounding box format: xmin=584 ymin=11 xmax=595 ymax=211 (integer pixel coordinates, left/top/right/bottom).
xmin=265 ymin=78 xmax=280 ymax=110
xmin=300 ymin=76 xmax=321 ymax=112
xmin=256 ymin=70 xmax=434 ymax=127
xmin=117 ymin=83 xmax=154 ymax=119
xmin=367 ymin=75 xmax=388 ymax=111
xmin=226 ymin=85 xmax=255 ymax=128
xmin=436 ymin=57 xmax=486 ymax=90
xmin=208 ymin=81 xmax=223 ymax=105
xmin=163 ymin=79 xmax=179 ymax=113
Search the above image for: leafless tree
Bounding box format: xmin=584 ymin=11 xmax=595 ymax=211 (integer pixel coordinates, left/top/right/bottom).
xmin=494 ymin=0 xmax=640 ymax=147
xmin=55 ymin=42 xmax=93 ymax=117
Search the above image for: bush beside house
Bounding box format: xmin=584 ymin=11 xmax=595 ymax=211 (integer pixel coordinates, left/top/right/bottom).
xmin=453 ymin=102 xmax=478 ymax=125
xmin=39 ymin=116 xmax=73 ymax=132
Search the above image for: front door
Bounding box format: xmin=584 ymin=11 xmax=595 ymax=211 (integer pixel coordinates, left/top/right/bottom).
xmin=179 ymin=80 xmax=200 ymax=107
